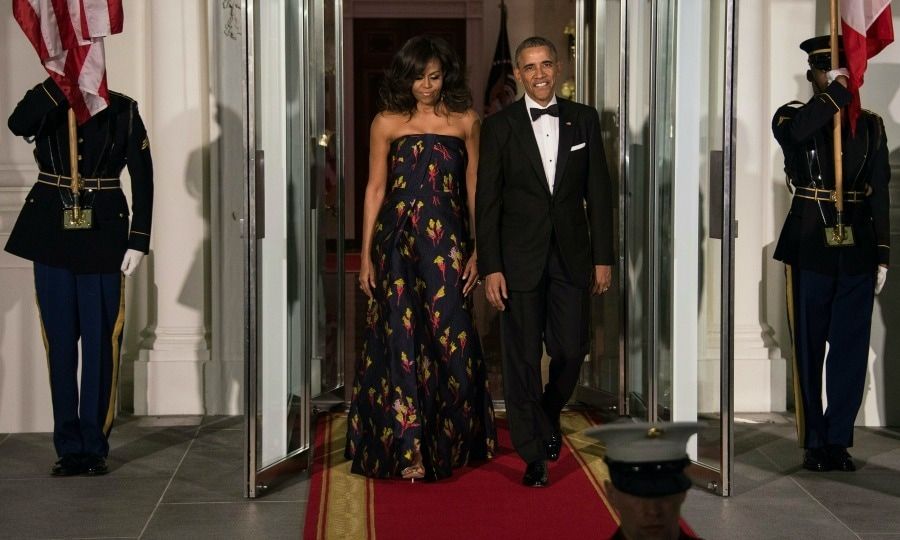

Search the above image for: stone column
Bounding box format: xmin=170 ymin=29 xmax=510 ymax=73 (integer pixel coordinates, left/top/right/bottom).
xmin=134 ymin=0 xmax=210 ymax=415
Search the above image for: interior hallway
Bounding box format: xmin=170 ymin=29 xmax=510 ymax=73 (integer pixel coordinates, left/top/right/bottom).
xmin=1 ymin=415 xmax=898 ymax=539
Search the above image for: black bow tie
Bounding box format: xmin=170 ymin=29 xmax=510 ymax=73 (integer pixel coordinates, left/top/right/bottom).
xmin=530 ymin=104 xmax=559 ymax=121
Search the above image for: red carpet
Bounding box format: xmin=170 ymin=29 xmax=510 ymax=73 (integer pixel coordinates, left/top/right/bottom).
xmin=304 ymin=412 xmax=697 ymax=539
xmin=303 ymin=412 xmax=693 ymax=540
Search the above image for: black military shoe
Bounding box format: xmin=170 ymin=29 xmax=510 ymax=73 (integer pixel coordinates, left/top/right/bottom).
xmin=51 ymin=455 xmax=84 ymax=476
xmin=802 ymin=448 xmax=831 ymax=472
xmin=547 ymin=432 xmax=562 ymax=462
xmin=827 ymin=446 xmax=856 ymax=472
xmin=522 ymin=460 xmax=549 ymax=487
xmin=83 ymin=455 xmax=109 ymax=476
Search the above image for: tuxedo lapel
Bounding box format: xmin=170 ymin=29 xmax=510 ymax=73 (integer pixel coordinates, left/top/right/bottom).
xmin=508 ymin=99 xmax=551 ymax=195
xmin=553 ymin=99 xmax=575 ymax=196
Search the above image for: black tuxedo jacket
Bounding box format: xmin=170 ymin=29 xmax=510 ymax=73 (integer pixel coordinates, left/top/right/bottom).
xmin=476 ymin=97 xmax=614 ymax=291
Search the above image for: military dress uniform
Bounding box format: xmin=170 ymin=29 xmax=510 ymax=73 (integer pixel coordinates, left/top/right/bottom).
xmin=772 ymin=38 xmax=890 ymax=469
xmin=5 ymin=78 xmax=153 ymax=474
xmin=586 ymin=422 xmax=703 ymax=540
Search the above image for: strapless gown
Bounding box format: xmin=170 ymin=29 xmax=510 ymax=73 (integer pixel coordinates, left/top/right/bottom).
xmin=345 ymin=134 xmax=496 ymax=479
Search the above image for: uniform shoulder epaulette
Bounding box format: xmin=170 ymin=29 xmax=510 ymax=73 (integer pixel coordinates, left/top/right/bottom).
xmin=861 ymin=108 xmax=882 ymax=120
xmin=108 ymin=90 xmax=136 ymax=103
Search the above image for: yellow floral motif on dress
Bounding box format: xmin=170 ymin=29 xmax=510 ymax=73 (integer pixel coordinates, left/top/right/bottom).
xmin=457 ymin=331 xmax=468 ymax=353
xmin=393 ymin=278 xmax=406 ymax=306
xmin=400 ymin=351 xmax=413 ymax=374
xmin=402 ymin=307 xmax=413 ymax=337
xmin=395 ymin=200 xmax=407 ymax=223
xmin=449 ymin=246 xmax=463 ymax=279
xmin=443 ymin=173 xmax=454 ymax=192
xmin=393 ymin=396 xmax=420 ymax=437
xmin=434 ymin=255 xmax=446 ymax=282
xmin=427 ymin=163 xmax=439 ymax=190
xmin=426 ymin=219 xmax=445 ymax=246
xmin=392 ymin=175 xmax=406 ymax=189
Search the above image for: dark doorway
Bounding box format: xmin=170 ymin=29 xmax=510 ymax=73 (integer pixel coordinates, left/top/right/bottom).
xmin=351 ymin=18 xmax=467 ymax=245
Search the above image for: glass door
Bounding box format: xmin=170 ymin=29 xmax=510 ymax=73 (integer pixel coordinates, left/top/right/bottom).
xmin=579 ymin=0 xmax=737 ymax=496
xmin=244 ymin=0 xmax=341 ymax=498
xmin=308 ymin=0 xmax=346 ymax=407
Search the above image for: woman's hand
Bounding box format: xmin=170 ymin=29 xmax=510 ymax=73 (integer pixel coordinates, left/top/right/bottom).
xmin=462 ymin=251 xmax=480 ymax=296
xmin=359 ymin=257 xmax=377 ymax=299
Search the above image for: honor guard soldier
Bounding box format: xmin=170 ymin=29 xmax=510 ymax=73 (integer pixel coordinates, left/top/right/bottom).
xmin=772 ymin=36 xmax=890 ymax=472
xmin=5 ymin=78 xmax=153 ymax=476
xmin=586 ymin=422 xmax=702 ymax=540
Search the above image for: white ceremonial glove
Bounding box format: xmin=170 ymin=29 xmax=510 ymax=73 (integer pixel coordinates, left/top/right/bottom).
xmin=875 ymin=266 xmax=888 ymax=295
xmin=827 ymin=68 xmax=850 ymax=83
xmin=120 ymin=249 xmax=145 ymax=277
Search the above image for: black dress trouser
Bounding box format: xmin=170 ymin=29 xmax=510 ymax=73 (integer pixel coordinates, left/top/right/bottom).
xmin=501 ymin=241 xmax=591 ymax=464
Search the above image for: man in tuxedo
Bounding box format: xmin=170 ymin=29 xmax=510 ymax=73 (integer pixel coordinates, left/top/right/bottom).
xmin=476 ymin=36 xmax=614 ymax=487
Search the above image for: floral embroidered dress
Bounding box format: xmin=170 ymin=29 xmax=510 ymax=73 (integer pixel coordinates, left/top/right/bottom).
xmin=345 ymin=133 xmax=496 ymax=479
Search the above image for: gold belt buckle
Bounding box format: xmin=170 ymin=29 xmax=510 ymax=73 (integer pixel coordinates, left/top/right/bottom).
xmin=62 ymin=207 xmax=93 ymax=230
xmin=824 ymin=224 xmax=855 ymax=247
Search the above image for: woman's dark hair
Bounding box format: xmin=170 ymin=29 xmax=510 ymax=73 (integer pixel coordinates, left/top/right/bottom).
xmin=378 ymin=35 xmax=472 ymax=115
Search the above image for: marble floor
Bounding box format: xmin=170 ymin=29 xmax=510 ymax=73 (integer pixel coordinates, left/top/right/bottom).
xmin=1 ymin=414 xmax=898 ymax=539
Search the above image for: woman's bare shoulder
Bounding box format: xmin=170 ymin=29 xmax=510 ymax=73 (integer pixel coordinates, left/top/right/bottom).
xmin=371 ymin=112 xmax=408 ymax=139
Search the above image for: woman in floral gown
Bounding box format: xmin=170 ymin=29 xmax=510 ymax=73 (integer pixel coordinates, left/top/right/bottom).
xmin=345 ymin=35 xmax=496 ymax=480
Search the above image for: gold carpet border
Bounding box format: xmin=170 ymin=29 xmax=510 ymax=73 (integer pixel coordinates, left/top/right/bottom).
xmin=561 ymin=411 xmax=620 ymax=525
xmin=319 ymin=414 xmax=372 ymax=540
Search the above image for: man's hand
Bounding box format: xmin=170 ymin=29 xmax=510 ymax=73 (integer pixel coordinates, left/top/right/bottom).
xmin=592 ymin=265 xmax=612 ymax=296
xmin=484 ymin=272 xmax=508 ymax=311
xmin=876 ymin=265 xmax=888 ymax=295
xmin=462 ymin=251 xmax=480 ymax=296
xmin=358 ymin=257 xmax=377 ymax=299
xmin=120 ymin=249 xmax=144 ymax=277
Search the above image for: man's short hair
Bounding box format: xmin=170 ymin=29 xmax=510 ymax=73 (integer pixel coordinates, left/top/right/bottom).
xmin=515 ymin=36 xmax=558 ymax=67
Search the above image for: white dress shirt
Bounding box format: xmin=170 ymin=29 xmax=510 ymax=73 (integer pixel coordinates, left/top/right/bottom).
xmin=524 ymin=93 xmax=559 ymax=192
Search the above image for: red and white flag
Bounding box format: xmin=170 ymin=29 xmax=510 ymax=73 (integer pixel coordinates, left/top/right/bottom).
xmin=840 ymin=0 xmax=894 ymax=132
xmin=13 ymin=0 xmax=124 ymax=124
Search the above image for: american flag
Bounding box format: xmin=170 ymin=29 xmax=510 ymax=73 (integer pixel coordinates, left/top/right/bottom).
xmin=13 ymin=0 xmax=124 ymax=124
xmin=840 ymin=0 xmax=894 ymax=133
xmin=484 ymin=1 xmax=517 ymax=117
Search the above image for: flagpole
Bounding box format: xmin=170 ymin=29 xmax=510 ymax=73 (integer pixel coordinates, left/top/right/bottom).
xmin=67 ymin=108 xmax=81 ymax=221
xmin=830 ymin=0 xmax=845 ymax=241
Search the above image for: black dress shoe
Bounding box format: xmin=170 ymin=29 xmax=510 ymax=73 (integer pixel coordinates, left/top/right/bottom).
xmin=803 ymin=448 xmax=831 ymax=472
xmin=827 ymin=446 xmax=856 ymax=472
xmin=83 ymin=455 xmax=109 ymax=476
xmin=522 ymin=460 xmax=549 ymax=487
xmin=51 ymin=454 xmax=84 ymax=477
xmin=547 ymin=432 xmax=562 ymax=462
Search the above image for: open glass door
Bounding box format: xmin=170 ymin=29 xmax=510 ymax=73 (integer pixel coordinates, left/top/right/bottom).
xmin=581 ymin=0 xmax=737 ymax=496
xmin=243 ymin=0 xmax=313 ymax=498
xmin=308 ymin=0 xmax=346 ymax=407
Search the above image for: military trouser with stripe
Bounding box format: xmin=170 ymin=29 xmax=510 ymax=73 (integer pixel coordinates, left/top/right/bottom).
xmin=34 ymin=262 xmax=125 ymax=458
xmin=785 ymin=265 xmax=875 ymax=449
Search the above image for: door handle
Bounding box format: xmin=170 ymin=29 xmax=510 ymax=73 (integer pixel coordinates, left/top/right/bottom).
xmin=255 ymin=149 xmax=265 ymax=239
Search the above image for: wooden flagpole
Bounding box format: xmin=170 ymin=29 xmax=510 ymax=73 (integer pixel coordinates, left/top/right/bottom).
xmin=830 ymin=0 xmax=845 ymax=241
xmin=67 ymin=108 xmax=81 ymax=220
